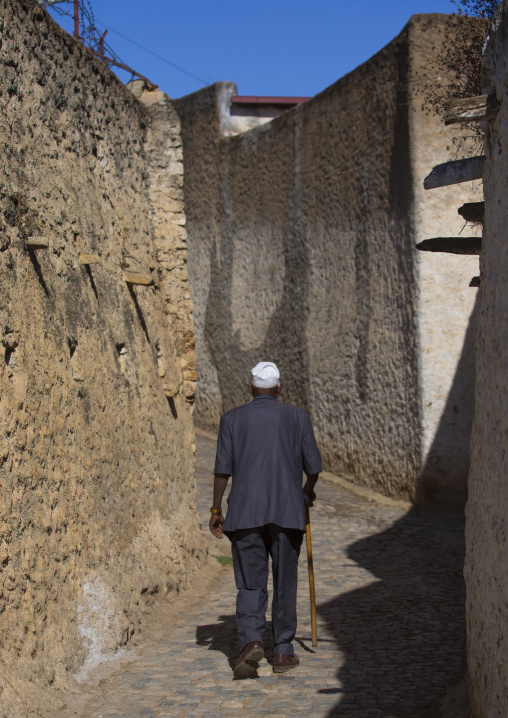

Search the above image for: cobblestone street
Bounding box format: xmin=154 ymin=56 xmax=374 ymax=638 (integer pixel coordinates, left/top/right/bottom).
xmin=69 ymin=432 xmax=468 ymax=718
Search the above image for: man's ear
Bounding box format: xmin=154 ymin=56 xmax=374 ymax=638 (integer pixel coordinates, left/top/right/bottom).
xmin=247 ymin=384 xmax=254 ymax=396
xmin=276 ymin=382 xmax=282 ymax=397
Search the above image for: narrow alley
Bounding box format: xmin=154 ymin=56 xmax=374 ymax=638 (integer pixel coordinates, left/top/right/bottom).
xmin=67 ymin=433 xmax=468 ymax=718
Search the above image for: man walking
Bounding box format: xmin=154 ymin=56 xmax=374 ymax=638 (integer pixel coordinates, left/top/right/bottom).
xmin=209 ymin=361 xmax=322 ymax=677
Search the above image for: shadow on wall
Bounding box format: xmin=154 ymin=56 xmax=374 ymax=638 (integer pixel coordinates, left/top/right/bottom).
xmin=416 ymin=293 xmax=478 ymax=512
xmin=318 ymin=507 xmax=467 ymax=717
xmin=204 ymin=114 xmax=311 ymax=414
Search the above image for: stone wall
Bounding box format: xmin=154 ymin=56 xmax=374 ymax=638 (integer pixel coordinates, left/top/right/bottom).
xmin=0 ymin=1 xmax=201 ymax=714
xmin=174 ymin=14 xmax=478 ymax=510
xmin=466 ymin=2 xmax=508 ymax=714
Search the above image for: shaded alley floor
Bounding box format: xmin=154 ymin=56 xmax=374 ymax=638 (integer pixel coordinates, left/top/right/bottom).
xmin=68 ymin=432 xmax=469 ymax=718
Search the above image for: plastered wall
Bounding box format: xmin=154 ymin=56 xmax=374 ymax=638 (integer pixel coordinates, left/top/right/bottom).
xmin=466 ymin=2 xmax=508 ymax=714
xmin=409 ymin=16 xmax=480 ymax=510
xmin=0 ymin=1 xmax=201 ymax=714
xmin=175 ymin=14 xmax=477 ymax=510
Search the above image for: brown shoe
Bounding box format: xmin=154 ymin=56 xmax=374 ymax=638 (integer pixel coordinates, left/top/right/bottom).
xmin=233 ymin=641 xmax=264 ymax=678
xmin=273 ymin=653 xmax=300 ymax=673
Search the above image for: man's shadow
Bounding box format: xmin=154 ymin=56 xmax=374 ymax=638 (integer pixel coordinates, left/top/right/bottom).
xmin=317 ymin=507 xmax=467 ymax=717
xmin=196 ymin=614 xmax=239 ymax=669
xmin=195 ymin=509 xmax=466 ymax=705
xmin=196 ymin=615 xmax=278 ymax=676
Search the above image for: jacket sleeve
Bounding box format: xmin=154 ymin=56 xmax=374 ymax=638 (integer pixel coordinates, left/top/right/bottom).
xmin=214 ymin=413 xmax=233 ymax=475
xmin=302 ymin=412 xmax=322 ymax=475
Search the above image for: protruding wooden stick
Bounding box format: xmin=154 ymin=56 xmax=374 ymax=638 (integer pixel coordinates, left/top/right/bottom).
xmin=123 ymin=272 xmax=154 ymax=286
xmin=25 ymin=237 xmax=49 ymax=249
xmin=305 ymin=504 xmax=317 ymax=648
xmin=423 ymin=156 xmax=485 ymax=190
xmin=79 ymin=253 xmax=101 ymax=265
xmin=458 ymin=202 xmax=484 ymax=224
xmin=416 ymin=237 xmax=482 ymax=255
xmin=444 ymin=93 xmax=500 ymax=125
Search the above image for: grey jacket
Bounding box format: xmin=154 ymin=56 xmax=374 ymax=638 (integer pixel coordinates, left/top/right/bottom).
xmin=214 ymin=394 xmax=322 ymax=533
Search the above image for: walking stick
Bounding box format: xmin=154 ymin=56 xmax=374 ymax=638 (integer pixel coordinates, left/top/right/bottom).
xmin=305 ymin=503 xmax=318 ymax=647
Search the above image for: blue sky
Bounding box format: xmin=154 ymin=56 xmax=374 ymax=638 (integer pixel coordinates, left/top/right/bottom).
xmin=47 ymin=0 xmax=458 ymax=100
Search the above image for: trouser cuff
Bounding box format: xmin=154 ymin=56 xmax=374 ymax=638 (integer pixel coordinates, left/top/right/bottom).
xmin=273 ymin=642 xmax=294 ymax=656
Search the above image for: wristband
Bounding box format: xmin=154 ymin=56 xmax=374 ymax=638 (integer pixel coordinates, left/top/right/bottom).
xmin=210 ymin=507 xmax=222 ymax=515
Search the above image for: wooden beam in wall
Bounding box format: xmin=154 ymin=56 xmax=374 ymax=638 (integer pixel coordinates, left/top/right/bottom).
xmin=123 ymin=272 xmax=154 ymax=286
xmin=416 ymin=237 xmax=482 ymax=255
xmin=79 ymin=253 xmax=101 ymax=265
xmin=458 ymin=202 xmax=485 ymax=224
xmin=25 ymin=237 xmax=49 ymax=249
xmin=444 ymin=94 xmax=500 ymax=125
xmin=424 ymin=156 xmax=485 ymax=189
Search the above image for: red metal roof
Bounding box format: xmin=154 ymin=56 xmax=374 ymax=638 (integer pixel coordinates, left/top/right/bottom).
xmin=231 ymin=96 xmax=310 ymax=106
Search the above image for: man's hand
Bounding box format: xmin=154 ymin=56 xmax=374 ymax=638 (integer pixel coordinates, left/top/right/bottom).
xmin=209 ymin=513 xmax=225 ymax=538
xmin=303 ymin=486 xmax=316 ymax=507
xmin=209 ymin=474 xmax=229 ymax=538
xmin=303 ymin=473 xmax=319 ymax=507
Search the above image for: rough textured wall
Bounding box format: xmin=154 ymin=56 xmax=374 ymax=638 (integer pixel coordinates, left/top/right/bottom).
xmin=175 ymin=15 xmax=476 ymax=508
xmin=466 ymin=2 xmax=508 ymax=714
xmin=174 ymin=85 xmax=226 ymax=428
xmin=140 ymin=90 xmax=197 ymax=402
xmin=0 ymin=1 xmax=201 ymax=714
xmin=176 ymin=25 xmax=422 ymax=500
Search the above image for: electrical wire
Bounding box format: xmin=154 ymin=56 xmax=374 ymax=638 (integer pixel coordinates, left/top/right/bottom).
xmin=94 ymin=17 xmax=211 ymax=87
xmin=46 ymin=2 xmax=138 ymax=79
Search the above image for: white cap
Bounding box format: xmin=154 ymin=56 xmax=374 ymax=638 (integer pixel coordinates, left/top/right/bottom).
xmin=250 ymin=361 xmax=280 ymax=388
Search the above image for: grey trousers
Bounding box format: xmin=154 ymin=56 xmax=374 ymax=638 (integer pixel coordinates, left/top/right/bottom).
xmin=229 ymin=524 xmax=303 ymax=656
